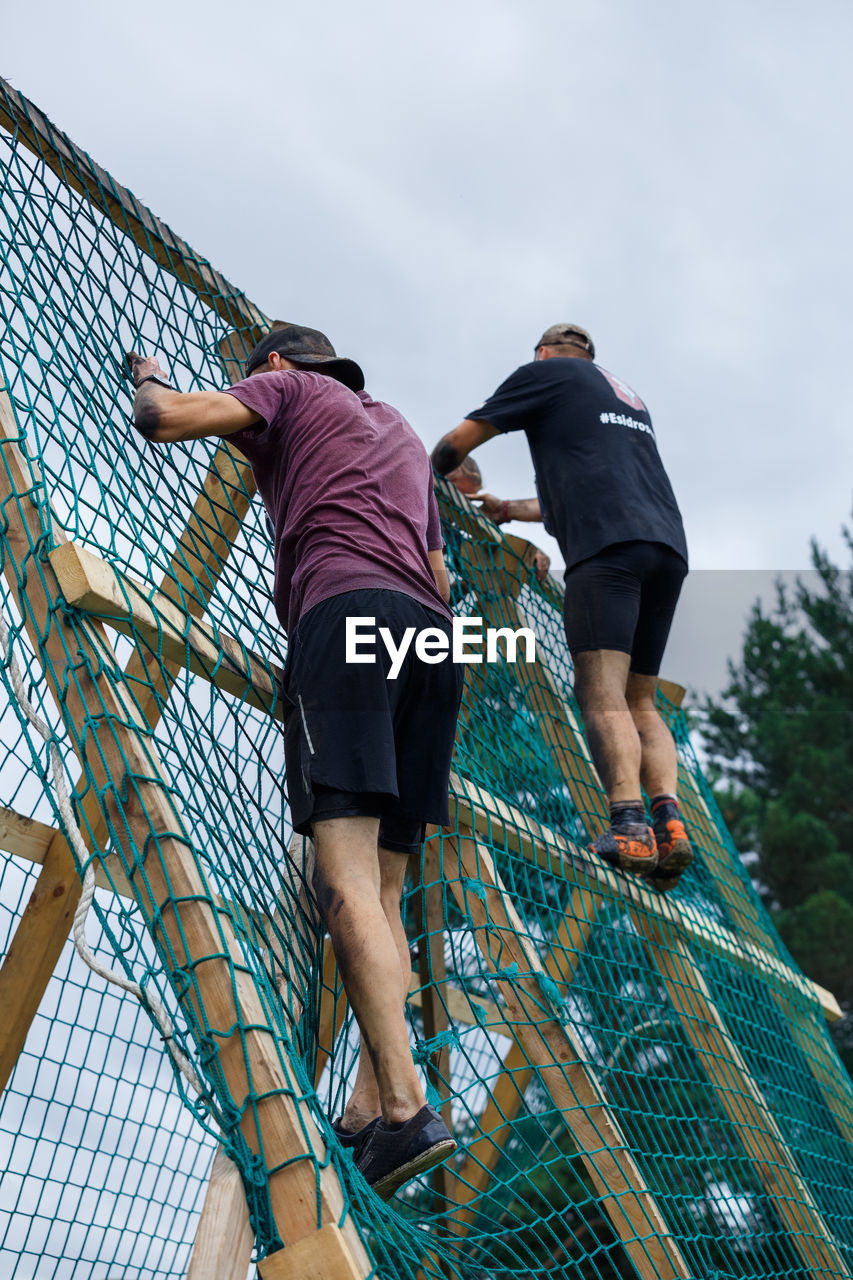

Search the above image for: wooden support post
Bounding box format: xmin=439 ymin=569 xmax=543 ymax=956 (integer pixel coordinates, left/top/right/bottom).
xmin=49 ymin=539 xmax=281 ymax=719
xmin=445 ymin=881 xmax=603 ymax=1238
xmin=444 ymin=1041 xmax=534 ymax=1236
xmin=257 ymin=1223 xmax=365 ymax=1280
xmin=0 ymin=376 xmax=259 ymax=1093
xmin=0 ymin=76 xmax=268 ymax=338
xmin=543 ymin=885 xmax=603 ymax=989
xmin=0 ymin=407 xmax=369 ymax=1276
xmin=634 ymin=911 xmax=852 ymax=1279
xmin=770 ymin=989 xmax=853 ymax=1152
xmin=186 ymin=1146 xmax=254 ymax=1280
xmin=441 ymin=825 xmax=691 ymax=1280
xmin=415 ymin=840 xmax=453 ymax=1118
xmin=0 ymin=818 xmax=86 ymax=1091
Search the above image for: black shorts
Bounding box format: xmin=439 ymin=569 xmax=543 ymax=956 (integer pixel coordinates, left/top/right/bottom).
xmin=282 ymin=589 xmax=464 ymax=855
xmin=562 ymin=541 xmax=687 ymax=676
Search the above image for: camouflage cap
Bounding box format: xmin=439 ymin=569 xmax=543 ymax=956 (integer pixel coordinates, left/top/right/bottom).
xmin=535 ymin=323 xmax=595 ymax=360
xmin=245 ymin=323 xmax=365 ymax=391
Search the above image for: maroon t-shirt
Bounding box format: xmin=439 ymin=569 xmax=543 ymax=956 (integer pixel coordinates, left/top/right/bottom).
xmin=223 ymin=370 xmax=450 ymax=632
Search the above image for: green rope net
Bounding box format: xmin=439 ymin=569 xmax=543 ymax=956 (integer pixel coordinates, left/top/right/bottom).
xmin=1 ymin=81 xmax=852 ymax=1280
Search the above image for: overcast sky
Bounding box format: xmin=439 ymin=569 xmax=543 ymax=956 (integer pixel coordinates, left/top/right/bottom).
xmin=4 ymin=0 xmax=852 ymax=685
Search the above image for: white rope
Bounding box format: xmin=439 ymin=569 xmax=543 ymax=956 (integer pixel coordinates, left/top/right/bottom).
xmin=0 ymin=603 xmax=205 ymax=1096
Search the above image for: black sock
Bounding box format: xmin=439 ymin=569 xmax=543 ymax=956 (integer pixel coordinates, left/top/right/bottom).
xmin=651 ymin=794 xmax=679 ymax=823
xmin=609 ymin=799 xmax=646 ymax=831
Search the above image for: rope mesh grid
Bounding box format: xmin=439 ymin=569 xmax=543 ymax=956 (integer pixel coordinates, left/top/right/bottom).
xmin=1 ymin=82 xmax=852 ymax=1279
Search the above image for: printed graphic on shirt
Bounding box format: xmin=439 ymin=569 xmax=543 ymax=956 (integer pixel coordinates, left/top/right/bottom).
xmin=599 ymin=411 xmax=655 ymax=439
xmin=597 ymin=366 xmax=647 ymax=412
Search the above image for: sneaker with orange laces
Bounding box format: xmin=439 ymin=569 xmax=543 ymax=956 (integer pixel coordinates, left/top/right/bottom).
xmin=648 ymin=795 xmax=693 ymax=892
xmin=590 ymin=804 xmax=658 ymax=876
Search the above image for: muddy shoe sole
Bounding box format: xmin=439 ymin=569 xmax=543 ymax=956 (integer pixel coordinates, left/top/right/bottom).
xmin=647 ymin=840 xmax=694 ymax=893
xmin=371 ymin=1136 xmax=457 ymax=1200
xmin=357 ymin=1105 xmax=457 ymax=1201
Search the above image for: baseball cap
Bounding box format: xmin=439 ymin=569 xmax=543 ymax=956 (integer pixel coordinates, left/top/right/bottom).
xmin=535 ymin=323 xmax=595 ymax=359
xmin=244 ymin=323 xmax=365 ymax=391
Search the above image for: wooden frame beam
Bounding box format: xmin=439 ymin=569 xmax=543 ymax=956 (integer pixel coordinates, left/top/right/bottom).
xmin=635 ymin=911 xmax=851 ymax=1278
xmin=441 ymin=824 xmax=691 ymax=1280
xmin=0 ymin=406 xmax=370 ymax=1276
xmin=449 ymin=772 xmax=842 ymax=1023
xmin=441 ymin=483 xmax=777 ymax=955
xmin=186 ymin=1146 xmax=254 ymax=1280
xmin=35 ymin=518 xmax=842 ymax=1024
xmin=0 ymin=392 xmax=262 ymax=1089
xmin=0 ymin=77 xmax=267 ymax=338
xmin=49 ymin=539 xmax=281 ymax=718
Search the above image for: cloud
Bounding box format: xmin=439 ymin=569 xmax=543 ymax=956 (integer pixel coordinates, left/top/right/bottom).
xmin=3 ymin=0 xmax=852 ymax=571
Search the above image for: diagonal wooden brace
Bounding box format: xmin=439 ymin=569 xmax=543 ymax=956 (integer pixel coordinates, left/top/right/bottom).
xmin=441 ymin=821 xmax=691 ymax=1280
xmin=0 ymin=399 xmax=370 ymax=1275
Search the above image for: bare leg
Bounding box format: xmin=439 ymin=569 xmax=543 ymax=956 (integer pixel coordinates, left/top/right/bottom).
xmin=572 ymin=649 xmax=640 ymax=801
xmin=625 ymin=672 xmax=678 ymax=798
xmin=340 ymin=848 xmax=412 ymax=1131
xmin=313 ymin=816 xmax=425 ymax=1125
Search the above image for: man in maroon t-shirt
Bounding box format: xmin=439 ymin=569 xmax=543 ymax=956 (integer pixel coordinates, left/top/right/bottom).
xmin=127 ymin=325 xmax=461 ymax=1198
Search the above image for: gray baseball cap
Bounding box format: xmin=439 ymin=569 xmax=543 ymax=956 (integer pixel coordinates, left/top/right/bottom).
xmin=245 ymin=323 xmax=365 ymax=391
xmin=535 ymin=323 xmax=595 ymax=359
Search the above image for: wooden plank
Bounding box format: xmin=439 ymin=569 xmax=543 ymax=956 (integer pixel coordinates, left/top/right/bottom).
xmin=186 ymin=1146 xmax=254 ymax=1280
xmin=657 ymin=679 xmax=686 ymax=708
xmin=408 ymin=974 xmax=505 ymax=1033
xmin=49 ymin=539 xmax=281 ymax=718
xmin=0 ymin=806 xmax=509 ymax=1034
xmin=0 ymin=400 xmax=262 ymax=1091
xmin=442 ymin=826 xmax=691 ymax=1280
xmin=543 ymin=885 xmax=603 ymax=989
xmin=444 ymin=1040 xmax=534 ymax=1236
xmin=772 ymin=994 xmax=853 ymax=1151
xmin=0 ymin=77 xmax=268 ymax=338
xmin=449 ymin=771 xmax=842 ymax=1023
xmin=0 ymin=822 xmax=85 ymax=1091
xmin=415 ymin=841 xmax=453 ymax=1116
xmin=258 ymin=1224 xmax=365 ymax=1280
xmin=445 ymin=881 xmax=603 ymax=1236
xmin=0 ymin=407 xmax=370 ymax=1272
xmin=634 ymin=911 xmax=852 ymax=1279
xmin=0 ymin=804 xmax=135 ymax=900
xmin=0 ymin=806 xmax=55 ymax=865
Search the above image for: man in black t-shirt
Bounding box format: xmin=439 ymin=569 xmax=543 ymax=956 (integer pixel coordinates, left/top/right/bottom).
xmin=431 ymin=323 xmax=692 ymax=891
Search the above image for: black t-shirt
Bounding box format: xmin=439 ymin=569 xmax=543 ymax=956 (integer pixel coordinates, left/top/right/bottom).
xmin=467 ymin=357 xmax=688 ymax=571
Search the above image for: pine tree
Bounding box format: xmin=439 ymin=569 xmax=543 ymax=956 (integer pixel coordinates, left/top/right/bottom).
xmin=699 ymin=526 xmax=853 ymax=1070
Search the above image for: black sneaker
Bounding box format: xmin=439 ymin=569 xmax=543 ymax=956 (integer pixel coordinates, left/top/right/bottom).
xmin=332 ymin=1116 xmax=380 ymax=1161
xmin=356 ymin=1105 xmax=457 ymax=1200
